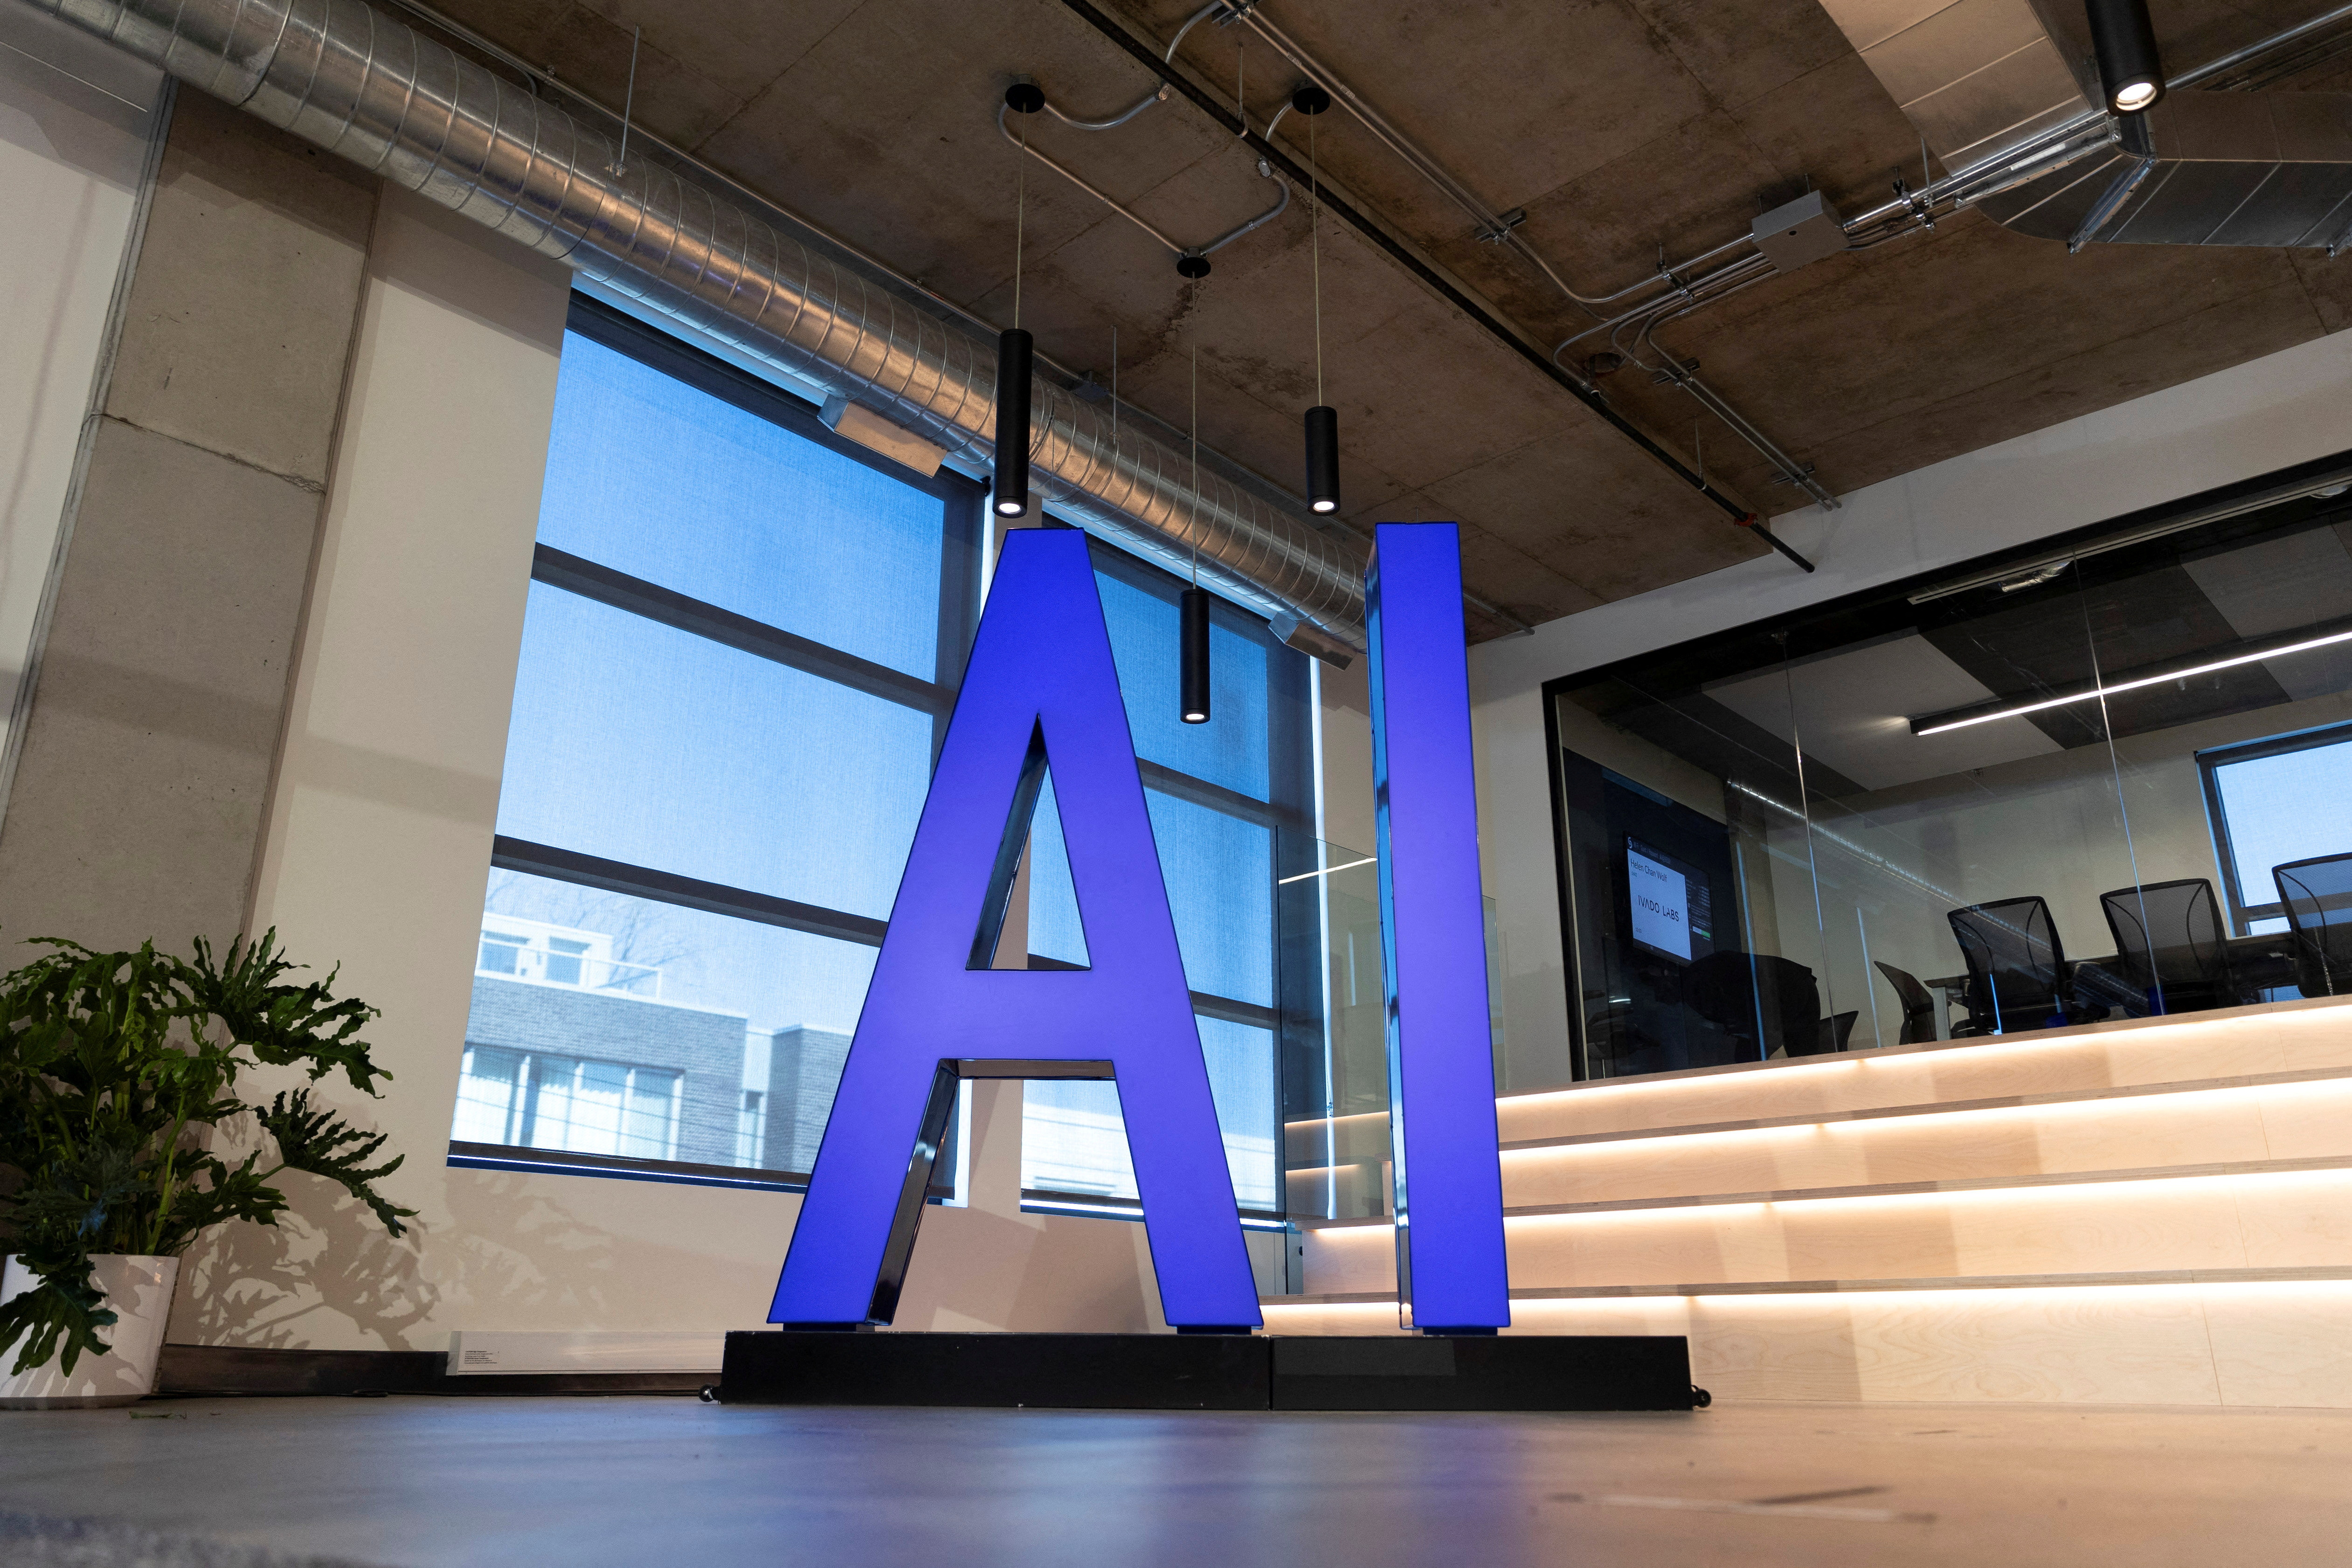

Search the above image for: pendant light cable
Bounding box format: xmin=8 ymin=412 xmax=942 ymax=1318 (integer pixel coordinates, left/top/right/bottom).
xmin=1014 ymin=114 xmax=1027 ymax=329
xmin=1311 ymin=111 xmax=1321 ymax=407
xmin=1189 ymin=335 xmax=1200 ymax=587
xmin=993 ymin=83 xmax=1043 ymax=521
xmin=1180 ymin=320 xmax=1210 ymax=725
xmin=1297 ymin=88 xmax=1339 ymax=514
xmin=1236 ymin=40 xmax=1245 ymax=136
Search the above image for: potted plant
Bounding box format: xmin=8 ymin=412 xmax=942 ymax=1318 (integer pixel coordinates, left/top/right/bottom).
xmin=0 ymin=933 xmax=414 ymax=1408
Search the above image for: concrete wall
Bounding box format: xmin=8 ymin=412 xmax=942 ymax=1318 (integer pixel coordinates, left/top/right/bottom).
xmin=0 ymin=90 xmax=375 ymax=953
xmin=0 ymin=6 xmax=164 ymax=824
xmin=1472 ymin=327 xmax=2352 ymax=1090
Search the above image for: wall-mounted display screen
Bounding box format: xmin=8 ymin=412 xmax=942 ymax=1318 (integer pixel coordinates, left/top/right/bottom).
xmin=1627 ymin=837 xmax=1698 ymax=961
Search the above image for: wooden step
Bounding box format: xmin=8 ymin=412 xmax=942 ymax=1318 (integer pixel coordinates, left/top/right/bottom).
xmin=1263 ymin=999 xmax=2352 ymax=1405
xmin=1301 ymin=1160 xmax=2352 ymax=1294
xmin=1493 ymin=995 xmax=2352 ymax=1146
xmin=1500 ymin=1067 xmax=2352 ymax=1208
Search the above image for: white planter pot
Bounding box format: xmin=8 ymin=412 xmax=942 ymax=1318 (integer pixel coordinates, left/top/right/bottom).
xmin=0 ymin=1254 xmax=179 ymax=1409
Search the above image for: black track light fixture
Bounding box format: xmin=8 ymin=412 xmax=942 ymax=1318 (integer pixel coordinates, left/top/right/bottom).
xmin=2085 ymin=0 xmax=2165 ymax=114
xmin=1180 ymin=586 xmax=1211 ymax=723
xmin=995 ymin=81 xmax=1041 ymax=520
xmin=1294 ymin=84 xmax=1339 ymax=516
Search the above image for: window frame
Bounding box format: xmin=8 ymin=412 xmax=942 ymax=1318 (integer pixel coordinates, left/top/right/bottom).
xmin=455 ymin=298 xmax=1318 ymax=1220
xmin=2197 ymin=718 xmax=2352 ymax=934
xmin=1012 ymin=529 xmax=1316 ymax=1219
xmin=455 ymin=294 xmax=981 ymax=1192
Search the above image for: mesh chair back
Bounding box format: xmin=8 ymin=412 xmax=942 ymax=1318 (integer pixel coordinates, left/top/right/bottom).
xmin=2100 ymin=879 xmax=2232 ymax=1007
xmin=1873 ymin=961 xmax=1938 ymax=1044
xmin=2275 ymin=853 xmax=2352 ymax=998
xmin=1686 ymin=952 xmax=1821 ymax=1058
xmin=1947 ymin=897 xmax=2069 ymax=1029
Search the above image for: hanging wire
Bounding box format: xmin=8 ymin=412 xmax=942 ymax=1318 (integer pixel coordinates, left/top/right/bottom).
xmin=1110 ymin=325 xmax=1118 ymax=456
xmin=1014 ymin=113 xmax=1028 ymax=329
xmin=608 ymin=26 xmax=640 ymax=175
xmin=1311 ymin=111 xmax=1323 ymax=405
xmin=1236 ymin=38 xmax=1247 ymax=137
xmin=1190 ymin=336 xmax=1201 ymax=586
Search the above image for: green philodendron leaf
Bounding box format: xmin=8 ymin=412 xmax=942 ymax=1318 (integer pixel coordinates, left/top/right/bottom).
xmin=0 ymin=933 xmax=409 ymax=1376
xmin=259 ymin=1090 xmax=416 ymax=1238
xmin=0 ymin=1250 xmax=117 ymax=1377
xmin=181 ymin=933 xmax=391 ymax=1096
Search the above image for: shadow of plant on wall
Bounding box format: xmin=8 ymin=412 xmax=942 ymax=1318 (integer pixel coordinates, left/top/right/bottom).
xmin=178 ymin=1169 xmax=648 ymax=1349
xmin=434 ymin=1170 xmax=627 ymax=1322
xmin=174 ymin=1180 xmax=437 ymax=1351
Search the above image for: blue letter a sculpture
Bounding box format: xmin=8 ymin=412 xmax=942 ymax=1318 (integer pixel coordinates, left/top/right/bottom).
xmin=768 ymin=529 xmax=1262 ymax=1331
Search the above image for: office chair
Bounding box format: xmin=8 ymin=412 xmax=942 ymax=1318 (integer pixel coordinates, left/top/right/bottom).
xmin=2275 ymin=853 xmax=2352 ymax=998
xmin=1947 ymin=896 xmax=2099 ymax=1034
xmin=2100 ymin=878 xmax=2238 ymax=1015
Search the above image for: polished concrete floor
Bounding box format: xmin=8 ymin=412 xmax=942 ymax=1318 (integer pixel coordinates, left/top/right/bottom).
xmin=2 ymin=1396 xmax=2350 ymax=1567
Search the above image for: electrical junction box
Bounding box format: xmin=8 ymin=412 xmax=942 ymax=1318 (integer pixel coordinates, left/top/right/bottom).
xmin=1751 ymin=189 xmax=1847 ymax=273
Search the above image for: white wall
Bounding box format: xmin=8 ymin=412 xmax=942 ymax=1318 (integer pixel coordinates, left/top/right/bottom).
xmin=0 ymin=7 xmax=164 ymax=817
xmin=1472 ymin=328 xmax=2352 ymax=1086
xmin=181 ymin=185 xmax=1190 ymax=1351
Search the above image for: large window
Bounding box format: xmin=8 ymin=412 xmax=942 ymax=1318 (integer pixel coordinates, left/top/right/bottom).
xmin=1016 ymin=546 xmax=1314 ymax=1217
xmin=452 ymin=297 xmax=977 ymax=1184
xmin=454 ymin=297 xmax=1314 ymax=1221
xmin=2202 ymin=724 xmax=2352 ymax=934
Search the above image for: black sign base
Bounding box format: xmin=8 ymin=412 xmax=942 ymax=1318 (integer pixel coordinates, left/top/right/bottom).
xmin=719 ymin=1331 xmax=1698 ymax=1412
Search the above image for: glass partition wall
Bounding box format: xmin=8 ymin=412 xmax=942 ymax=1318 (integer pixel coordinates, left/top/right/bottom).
xmin=1273 ymin=833 xmax=1507 ymax=1222
xmin=1550 ymin=474 xmax=2352 ymax=1083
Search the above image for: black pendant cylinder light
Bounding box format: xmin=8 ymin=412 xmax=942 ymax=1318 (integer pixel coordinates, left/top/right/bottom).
xmin=993 ymin=327 xmax=1033 ymax=518
xmin=1305 ymin=404 xmax=1339 ymax=514
xmin=1180 ymin=586 xmax=1211 ymax=724
xmin=1295 ymin=84 xmax=1339 ymax=516
xmin=996 ymin=81 xmax=1040 ymax=519
xmin=2085 ymin=0 xmax=2165 ymax=114
xmin=1179 ymin=339 xmax=1211 ymax=725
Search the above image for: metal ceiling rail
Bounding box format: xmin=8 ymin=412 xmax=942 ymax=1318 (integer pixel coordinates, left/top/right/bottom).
xmin=1179 ymin=0 xmax=1841 ymax=518
xmin=1056 ymin=0 xmax=1817 ymax=572
xmin=1552 ymin=4 xmax=2352 ymax=377
xmin=995 ymin=88 xmax=1292 ymax=270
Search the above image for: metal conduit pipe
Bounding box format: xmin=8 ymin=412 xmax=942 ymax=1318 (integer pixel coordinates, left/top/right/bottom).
xmin=18 ymin=0 xmax=1372 ymax=651
xmin=1155 ymin=1 xmax=1835 ymax=542
xmin=1551 ymin=117 xmax=2126 ymax=365
xmin=1055 ymin=0 xmax=1777 ymax=545
xmin=1543 ymin=7 xmax=2345 ymax=366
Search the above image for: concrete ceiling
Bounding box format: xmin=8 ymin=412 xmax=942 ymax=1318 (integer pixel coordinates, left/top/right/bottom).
xmin=429 ymin=0 xmax=2352 ymax=639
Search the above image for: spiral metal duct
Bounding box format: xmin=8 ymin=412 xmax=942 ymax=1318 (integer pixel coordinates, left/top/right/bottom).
xmin=23 ymin=0 xmax=1369 ymax=649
